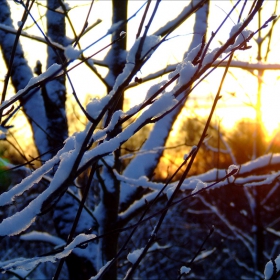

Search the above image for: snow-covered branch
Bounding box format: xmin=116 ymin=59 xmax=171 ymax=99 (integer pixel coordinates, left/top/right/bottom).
xmin=0 ymin=233 xmax=95 ymax=272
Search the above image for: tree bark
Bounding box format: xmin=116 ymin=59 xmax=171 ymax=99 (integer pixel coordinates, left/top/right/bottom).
xmin=98 ymin=1 xmax=127 ymax=279
xmin=45 ymin=0 xmax=68 ymax=157
xmin=0 ymin=0 xmax=49 ymax=160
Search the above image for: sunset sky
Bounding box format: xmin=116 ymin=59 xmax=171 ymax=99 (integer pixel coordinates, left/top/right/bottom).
xmin=1 ymin=0 xmax=280 ymax=153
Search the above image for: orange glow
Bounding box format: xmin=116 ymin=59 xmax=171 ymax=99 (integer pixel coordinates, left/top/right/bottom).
xmin=2 ymin=0 xmax=280 ymax=160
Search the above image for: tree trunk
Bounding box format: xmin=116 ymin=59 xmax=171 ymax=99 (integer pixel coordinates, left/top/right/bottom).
xmin=98 ymin=1 xmax=127 ymax=279
xmin=45 ymin=0 xmax=68 ymax=157
xmin=0 ymin=0 xmax=49 ymax=160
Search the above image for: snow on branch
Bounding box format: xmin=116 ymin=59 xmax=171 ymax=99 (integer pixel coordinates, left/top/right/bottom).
xmin=0 ymin=233 xmax=95 ymax=272
xmin=214 ymin=60 xmax=280 ymax=70
xmin=118 ymin=153 xmax=280 ymax=227
xmin=240 ymin=154 xmax=280 ymax=175
xmin=127 ymin=59 xmax=280 ymax=89
xmin=81 ymin=92 xmax=180 ymax=171
xmin=118 ymin=191 xmax=160 ymax=221
xmin=239 ymin=171 xmax=280 ymax=188
xmin=126 ymin=243 xmax=170 ymax=265
xmin=20 ymin=231 xmax=65 ymax=246
xmin=264 ymin=255 xmax=280 ymax=280
xmin=153 ymin=0 xmax=207 ymax=37
xmin=0 ymin=135 xmax=75 ymax=207
xmin=187 ymin=154 xmax=280 ymax=183
xmin=266 ymin=228 xmax=280 ymax=238
xmin=0 ymin=63 xmax=63 ymax=114
xmin=0 ymin=22 xmax=108 ymax=68
xmin=90 ymin=260 xmax=112 ymax=280
xmin=114 ymin=171 xmax=165 ymax=191
xmin=127 ymin=35 xmax=160 ymax=63
xmin=0 ymin=23 xmax=57 ymax=46
xmin=86 ymin=35 xmax=160 ymax=120
xmin=120 ymin=146 xmax=166 ymax=160
xmin=0 ymin=128 xmax=87 ymax=236
xmin=118 ymin=153 xmax=280 ymax=221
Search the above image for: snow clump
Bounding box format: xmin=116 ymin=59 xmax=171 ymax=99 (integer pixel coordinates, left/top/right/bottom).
xmin=127 ymin=35 xmax=160 ymax=63
xmin=227 ymin=164 xmax=239 ymax=175
xmin=86 ymin=96 xmax=111 ymax=120
xmin=64 ymin=45 xmax=81 ymax=60
xmin=192 ymin=180 xmax=207 ymax=194
xmin=127 ymin=248 xmax=144 ymax=264
xmin=264 ymin=255 xmax=280 ymax=279
xmin=180 ymin=266 xmax=191 ymax=275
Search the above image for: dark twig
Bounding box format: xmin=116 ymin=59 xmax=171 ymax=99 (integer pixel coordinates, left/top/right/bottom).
xmin=53 ymin=163 xmax=98 ymax=280
xmin=177 ymin=225 xmax=214 ymax=280
xmin=136 ymin=0 xmax=152 ymax=39
xmin=0 ymin=0 xmax=33 ymax=123
xmin=123 ymin=36 xmax=235 ymax=280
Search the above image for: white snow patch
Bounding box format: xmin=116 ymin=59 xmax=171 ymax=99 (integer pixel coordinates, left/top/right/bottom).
xmin=180 ymin=266 xmax=191 ymax=274
xmin=225 ymin=23 xmax=253 ymax=53
xmin=192 ymin=180 xmax=207 ymax=194
xmin=114 ymin=171 xmax=164 ymax=191
xmin=127 ymin=248 xmax=144 ymax=264
xmin=183 ymin=145 xmax=197 ymax=160
xmin=0 ymin=128 xmax=87 ymax=236
xmin=150 ymin=91 xmax=178 ymax=118
xmin=202 ymin=48 xmax=220 ymax=66
xmin=103 ymin=153 xmax=115 ymax=168
xmin=145 ymin=80 xmax=166 ymax=100
xmin=90 ymin=260 xmax=112 ymax=280
xmin=107 ymin=20 xmax=124 ymax=34
xmin=192 ymin=145 xmax=198 ymax=152
xmin=92 ymin=129 xmax=107 ymax=142
xmin=149 ymin=242 xmax=170 ymax=251
xmin=0 ymin=136 xmax=74 ymax=208
xmin=191 ymin=247 xmax=216 ymax=262
xmin=64 ymin=45 xmax=81 ymax=60
xmin=168 ymin=44 xmax=201 ymax=80
xmin=240 ymin=209 xmax=247 ymax=216
xmin=166 ymin=186 xmax=175 ymax=200
xmin=120 ymin=31 xmax=126 ymax=38
xmin=88 ymin=58 xmax=94 ymax=66
xmin=23 ymin=63 xmax=62 ymax=89
xmin=20 ymin=231 xmax=65 ymax=246
xmin=118 ymin=191 xmax=160 ymax=221
xmin=1 ymin=233 xmax=95 ymax=271
xmin=227 ymin=164 xmax=239 ymax=183
xmin=178 ymin=62 xmax=198 ymax=86
xmin=107 ymin=110 xmax=123 ymax=131
xmin=227 ymin=164 xmax=239 ymax=175
xmin=229 ymin=22 xmax=243 ymax=38
xmin=55 ymin=3 xmax=70 ymax=13
xmin=266 ymin=227 xmax=280 ymax=237
xmin=86 ymin=96 xmax=111 ymax=120
xmin=264 ymin=255 xmax=280 ymax=280
xmin=127 ymin=35 xmax=160 ymax=63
